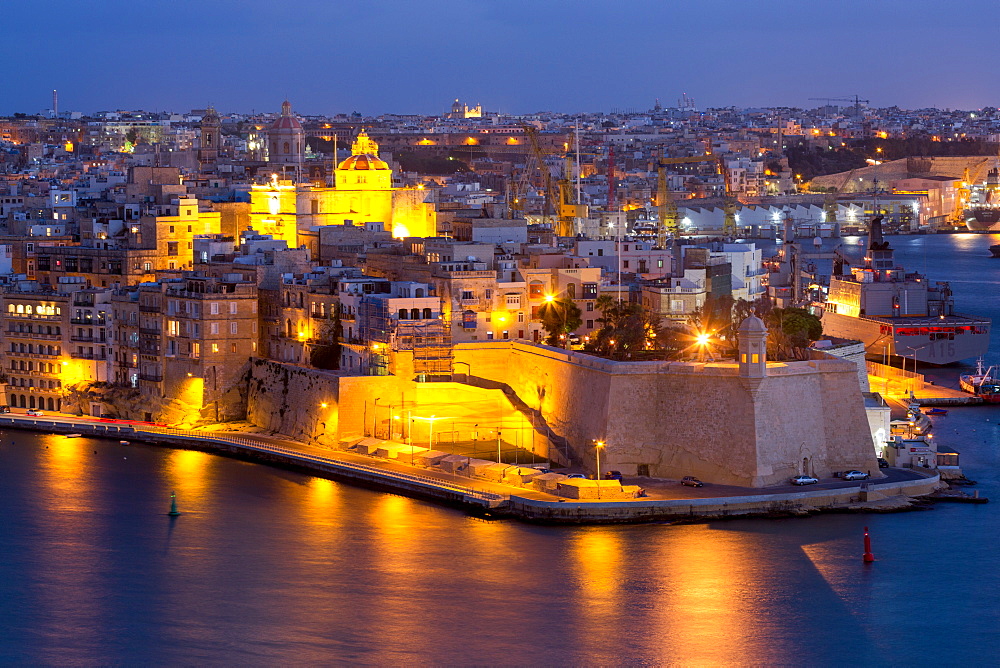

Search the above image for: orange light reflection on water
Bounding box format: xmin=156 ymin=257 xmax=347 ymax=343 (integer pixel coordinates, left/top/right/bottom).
xmin=654 ymin=527 xmax=764 ymax=663
xmin=569 ymin=528 xmax=625 ymax=645
xmin=32 ymin=435 xmax=106 ymax=660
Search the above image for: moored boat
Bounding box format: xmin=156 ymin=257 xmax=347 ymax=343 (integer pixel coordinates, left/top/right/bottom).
xmin=990 ymin=243 xmax=1000 ymax=258
xmin=959 ymin=358 xmax=1000 ymax=404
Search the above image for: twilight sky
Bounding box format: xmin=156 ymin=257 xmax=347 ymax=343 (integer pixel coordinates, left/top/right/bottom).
xmin=4 ymin=0 xmax=999 ymax=116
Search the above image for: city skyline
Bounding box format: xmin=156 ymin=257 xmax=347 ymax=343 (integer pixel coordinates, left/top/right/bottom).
xmin=6 ymin=0 xmax=1000 ymax=116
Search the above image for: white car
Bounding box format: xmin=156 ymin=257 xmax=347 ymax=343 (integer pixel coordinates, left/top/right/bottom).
xmin=842 ymin=470 xmax=870 ymax=481
xmin=25 ymin=409 xmax=43 ymax=416
xmin=790 ymin=475 xmax=819 ymax=486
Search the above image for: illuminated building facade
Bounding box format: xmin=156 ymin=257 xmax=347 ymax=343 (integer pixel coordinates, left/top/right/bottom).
xmin=249 ymin=130 xmax=437 ymax=247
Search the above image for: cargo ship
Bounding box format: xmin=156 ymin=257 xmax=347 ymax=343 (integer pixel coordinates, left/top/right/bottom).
xmin=964 ymin=167 xmax=1000 ymax=232
xmin=959 ymin=359 xmax=1000 ymax=403
xmin=821 ymin=216 xmax=991 ymax=364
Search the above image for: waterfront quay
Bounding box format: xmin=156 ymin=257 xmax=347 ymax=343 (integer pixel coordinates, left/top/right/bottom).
xmin=0 ymin=413 xmax=941 ymax=524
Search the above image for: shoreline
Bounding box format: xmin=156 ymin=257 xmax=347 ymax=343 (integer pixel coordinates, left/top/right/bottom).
xmin=0 ymin=415 xmax=944 ymax=525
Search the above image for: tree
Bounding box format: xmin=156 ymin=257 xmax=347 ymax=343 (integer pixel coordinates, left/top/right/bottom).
xmin=587 ymin=295 xmax=662 ymax=358
xmin=309 ymin=311 xmax=343 ymax=370
xmin=538 ymin=298 xmax=582 ymax=348
xmin=766 ymin=307 xmax=822 ymax=360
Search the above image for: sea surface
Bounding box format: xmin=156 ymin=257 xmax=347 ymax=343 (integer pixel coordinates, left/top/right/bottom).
xmin=1 ymin=233 xmax=999 ymax=666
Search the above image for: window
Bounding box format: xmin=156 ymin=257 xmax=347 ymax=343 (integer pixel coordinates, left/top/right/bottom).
xmin=751 ymin=354 xmax=759 ymax=363
xmin=168 ymin=226 xmax=175 ymax=234
xmin=230 ymin=322 xmax=237 ymax=334
xmin=517 ymin=312 xmax=524 ymax=322
xmin=211 ymin=343 xmax=219 ymax=353
xmin=658 ymin=260 xmax=664 ymax=268
xmin=210 ymin=303 xmax=219 ymax=315
xmin=143 ymin=262 xmax=152 ymax=272
xmin=192 ymin=342 xmax=200 ymax=358
xmin=229 ymin=302 xmax=237 ymax=314
xmin=399 ymin=309 xmax=408 ymax=320
xmin=486 ymin=332 xmax=494 ymax=340
xmin=586 ymin=320 xmax=594 ymax=329
xmin=528 ymin=282 xmax=544 ymax=298
xmin=231 ymin=343 xmax=237 ymax=353
xmin=461 ymin=290 xmax=474 ymax=300
xmin=210 ymin=323 xmax=219 ymax=335
xmin=485 ymin=289 xmax=493 ymax=300
xmin=167 ymin=320 xmax=179 ymax=336
xmin=623 ymin=260 xmax=629 ymax=269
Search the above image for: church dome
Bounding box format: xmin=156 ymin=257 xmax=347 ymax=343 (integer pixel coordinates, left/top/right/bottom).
xmin=336 ymin=129 xmax=389 ymax=171
xmin=269 ymin=100 xmax=302 ymax=131
xmin=337 ymin=154 xmax=389 ymax=171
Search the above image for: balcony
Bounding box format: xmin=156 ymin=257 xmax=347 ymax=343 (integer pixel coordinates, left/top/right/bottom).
xmin=139 ymin=304 xmax=160 ymax=313
xmin=72 ymin=351 xmax=108 ymax=360
xmin=138 ymin=373 xmax=163 ymax=382
xmin=70 ymin=335 xmax=106 ymax=343
xmin=70 ymin=318 xmax=106 ymax=326
xmin=138 ymin=327 xmax=162 ymax=336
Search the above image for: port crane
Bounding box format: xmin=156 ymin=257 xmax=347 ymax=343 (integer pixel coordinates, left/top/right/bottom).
xmin=654 ymin=152 xmax=737 ymax=247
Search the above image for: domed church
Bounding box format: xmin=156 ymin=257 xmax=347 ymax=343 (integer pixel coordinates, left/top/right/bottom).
xmin=249 ymin=124 xmax=437 ymax=249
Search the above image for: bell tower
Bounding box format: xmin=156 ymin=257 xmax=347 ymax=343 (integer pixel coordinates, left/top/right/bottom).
xmin=198 ymin=105 xmax=221 ymax=171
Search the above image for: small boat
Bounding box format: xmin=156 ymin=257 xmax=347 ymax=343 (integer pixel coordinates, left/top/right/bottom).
xmin=990 ymin=243 xmax=1000 ymax=258
xmin=925 ymin=408 xmax=949 ymax=416
xmin=959 ymin=358 xmax=1000 ymax=404
xmin=119 ymin=440 xmax=130 ymax=446
xmin=65 ymin=433 xmax=83 ymax=438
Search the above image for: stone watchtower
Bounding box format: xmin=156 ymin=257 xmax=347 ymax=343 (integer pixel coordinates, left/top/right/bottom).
xmin=738 ymin=311 xmax=767 ymax=396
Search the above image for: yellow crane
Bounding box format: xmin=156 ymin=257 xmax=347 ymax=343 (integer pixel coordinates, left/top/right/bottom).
xmin=654 ymin=153 xmax=736 ymax=246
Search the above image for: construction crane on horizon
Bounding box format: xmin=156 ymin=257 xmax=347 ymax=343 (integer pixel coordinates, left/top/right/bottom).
xmin=808 ymin=95 xmax=870 ymax=118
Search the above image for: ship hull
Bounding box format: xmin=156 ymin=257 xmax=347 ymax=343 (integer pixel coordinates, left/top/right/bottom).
xmin=964 ymin=207 xmax=1000 ymax=231
xmin=821 ymin=312 xmax=991 ymax=364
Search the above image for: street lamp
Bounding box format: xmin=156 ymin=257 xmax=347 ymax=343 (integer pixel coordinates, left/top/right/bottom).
xmin=594 ymin=440 xmax=606 ymax=500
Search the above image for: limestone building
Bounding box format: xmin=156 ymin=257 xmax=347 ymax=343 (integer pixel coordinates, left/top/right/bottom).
xmin=248 ymin=130 xmax=437 ymax=249
xmin=267 ymin=100 xmax=305 ymax=178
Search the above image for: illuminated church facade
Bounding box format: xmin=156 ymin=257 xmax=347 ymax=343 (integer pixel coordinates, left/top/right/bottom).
xmin=249 ymin=128 xmax=437 ymax=248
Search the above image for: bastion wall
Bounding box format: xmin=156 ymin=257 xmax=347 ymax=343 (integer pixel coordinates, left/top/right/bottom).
xmin=452 ymin=342 xmax=880 ymax=487
xmin=243 ymin=340 xmax=880 ymax=488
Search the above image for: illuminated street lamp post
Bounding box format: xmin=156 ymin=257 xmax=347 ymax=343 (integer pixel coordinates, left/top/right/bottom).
xmin=594 ymin=440 xmax=605 ymax=500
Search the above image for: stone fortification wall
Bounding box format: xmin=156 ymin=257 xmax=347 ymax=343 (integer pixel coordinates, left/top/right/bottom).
xmin=453 ymin=342 xmax=880 ymax=487
xmin=244 ymin=359 xmax=557 ymax=461
xmin=245 ymin=359 xmax=408 ymax=447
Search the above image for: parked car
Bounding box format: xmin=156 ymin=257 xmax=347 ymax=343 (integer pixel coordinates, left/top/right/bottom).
xmin=790 ymin=475 xmax=819 ymax=485
xmin=842 ymin=470 xmax=870 ymax=481
xmin=605 ymin=470 xmax=624 ymax=482
xmin=565 ymin=473 xmax=586 ymax=479
xmin=0 ymin=405 xmax=9 ymax=413
xmin=26 ymin=409 xmax=43 ymax=417
xmin=530 ymin=465 xmax=551 ymax=474
xmin=877 ymin=458 xmax=890 ymax=469
xmin=681 ymin=475 xmax=704 ymax=487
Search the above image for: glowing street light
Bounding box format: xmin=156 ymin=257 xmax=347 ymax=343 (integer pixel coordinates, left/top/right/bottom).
xmin=594 ymin=440 xmax=606 ymax=500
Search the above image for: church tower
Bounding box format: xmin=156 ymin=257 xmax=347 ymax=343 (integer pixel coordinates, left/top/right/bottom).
xmin=738 ymin=311 xmax=768 ymax=396
xmin=198 ymin=105 xmax=221 ymax=171
xmin=267 ymin=100 xmax=305 ymax=179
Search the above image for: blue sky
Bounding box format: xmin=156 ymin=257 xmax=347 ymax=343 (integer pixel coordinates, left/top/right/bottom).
xmin=4 ymin=0 xmax=997 ymax=115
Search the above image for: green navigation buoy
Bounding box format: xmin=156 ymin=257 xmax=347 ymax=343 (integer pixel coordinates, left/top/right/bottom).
xmin=168 ymin=491 xmax=181 ymax=517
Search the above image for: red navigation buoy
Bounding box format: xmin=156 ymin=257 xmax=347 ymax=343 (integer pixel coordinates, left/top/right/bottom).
xmin=863 ymin=526 xmax=875 ymax=563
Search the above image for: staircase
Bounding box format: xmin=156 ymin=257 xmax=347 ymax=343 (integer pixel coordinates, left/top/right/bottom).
xmin=454 ymin=374 xmax=578 ymax=466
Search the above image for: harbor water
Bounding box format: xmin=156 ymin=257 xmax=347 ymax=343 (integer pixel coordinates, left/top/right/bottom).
xmin=1 ymin=233 xmax=998 ymax=666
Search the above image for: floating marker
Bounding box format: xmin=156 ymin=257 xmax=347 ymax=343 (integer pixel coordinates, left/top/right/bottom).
xmin=168 ymin=491 xmax=181 ymax=517
xmin=863 ymin=526 xmax=875 ymax=563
